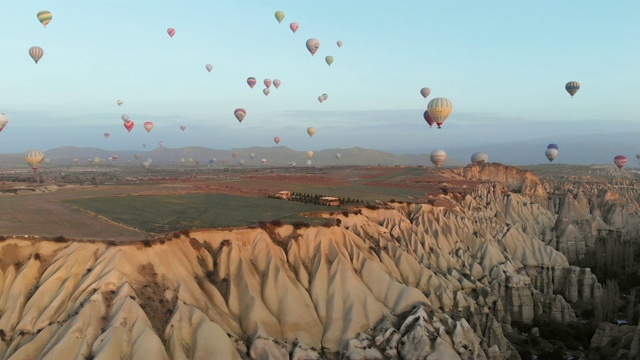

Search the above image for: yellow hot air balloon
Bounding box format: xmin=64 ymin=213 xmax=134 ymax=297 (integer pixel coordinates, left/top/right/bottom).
xmin=29 ymin=46 xmax=44 ymax=64
xmin=275 ymin=11 xmax=285 ymax=23
xmin=307 ymin=127 xmax=316 ymax=137
xmin=37 ymin=10 xmax=52 ymax=27
xmin=325 ymin=56 xmax=334 ymax=66
xmin=24 ymin=149 xmax=45 ymax=171
xmin=427 ymin=97 xmax=453 ymax=129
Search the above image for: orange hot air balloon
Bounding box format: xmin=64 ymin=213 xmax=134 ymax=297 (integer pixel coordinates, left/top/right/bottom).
xmin=143 ymin=121 xmax=154 ymax=133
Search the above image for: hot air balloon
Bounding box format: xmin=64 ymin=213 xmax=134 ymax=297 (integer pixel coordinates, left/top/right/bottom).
xmin=121 ymin=114 xmax=130 ymax=122
xmin=29 ymin=46 xmax=44 ymax=64
xmin=636 ymin=154 xmax=640 ymax=160
xmin=420 ymin=87 xmax=431 ymax=99
xmin=232 ymin=152 xmax=238 ymax=158
xmin=142 ymin=143 xmax=148 ymax=148
xmin=117 ymin=100 xmax=123 ymax=106
xmin=234 ymin=108 xmax=246 ymax=123
xmin=427 ymin=97 xmax=453 ymax=129
xmin=307 ymin=151 xmax=314 ymax=158
xmin=261 ymin=159 xmax=267 ymax=164
xmin=322 ymin=93 xmax=328 ymax=100
xmin=336 ymin=153 xmax=341 ymax=160
xmin=134 ymin=153 xmax=141 ymax=160
xmin=273 ymin=79 xmax=281 ymax=89
xmin=180 ymin=125 xmax=186 ymax=131
xmin=614 ymin=155 xmax=628 ymax=169
xmin=545 ymin=148 xmax=558 ymax=162
xmin=471 ymin=152 xmax=489 ymax=164
xmin=307 ymin=127 xmax=316 ymax=137
xmin=423 ymin=110 xmax=435 ymax=128
xmin=239 ymin=159 xmax=245 ymax=165
xmin=430 ymin=150 xmax=447 ymax=167
xmin=565 ymin=81 xmax=580 ymax=97
xmin=250 ymin=153 xmax=256 ymax=159
xmin=325 ymin=56 xmax=334 ymax=66
xmin=337 ymin=41 xmax=343 ymax=48
xmin=124 ymin=120 xmax=134 ymax=132
xmin=263 ymin=88 xmax=270 ymax=96
xmin=318 ymin=96 xmax=324 ymax=104
xmin=247 ymin=77 xmax=257 ymax=88
xmin=24 ymin=149 xmax=45 ymax=171
xmin=209 ymin=159 xmax=216 ymax=165
xmin=112 ymin=155 xmax=119 ymax=161
xmin=37 ymin=10 xmax=52 ymax=27
xmin=274 ymin=136 xmax=281 ymax=144
xmin=0 ymin=114 xmax=9 ymax=132
xmin=275 ymin=11 xmax=285 ymax=23
xmin=306 ymin=38 xmax=320 ymax=56
xmin=143 ymin=121 xmax=154 ymax=133
xmin=143 ymin=161 xmax=150 ymax=169
xmin=93 ymin=157 xmax=101 ymax=165
xmin=290 ymin=22 xmax=299 ymax=33
xmin=264 ymin=79 xmax=272 ymax=88
xmin=167 ymin=28 xmax=176 ymax=38
xmin=104 ymin=132 xmax=110 ymax=139
xmin=205 ymin=64 xmax=213 ymax=72
xmin=180 ymin=158 xmax=186 ymax=163
xmin=306 ymin=160 xmax=312 ymax=167
xmin=547 ymin=143 xmax=559 ymax=150
xmin=158 ymin=141 xmax=164 ymax=147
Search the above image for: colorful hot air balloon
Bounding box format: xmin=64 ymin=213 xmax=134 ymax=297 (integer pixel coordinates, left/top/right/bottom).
xmin=325 ymin=56 xmax=334 ymax=66
xmin=261 ymin=159 xmax=267 ymax=164
xmin=205 ymin=64 xmax=213 ymax=72
xmin=427 ymin=97 xmax=453 ymax=129
xmin=318 ymin=96 xmax=324 ymax=104
xmin=0 ymin=114 xmax=9 ymax=132
xmin=614 ymin=155 xmax=628 ymax=169
xmin=29 ymin=46 xmax=44 ymax=64
xmin=24 ymin=149 xmax=45 ymax=171
xmin=430 ymin=150 xmax=447 ymax=167
xmin=104 ymin=132 xmax=110 ymax=139
xmin=264 ymin=79 xmax=272 ymax=88
xmin=337 ymin=41 xmax=343 ymax=48
xmin=306 ymin=38 xmax=320 ymax=56
xmin=290 ymin=22 xmax=299 ymax=33
xmin=423 ymin=110 xmax=435 ymax=128
xmin=545 ymin=148 xmax=558 ymax=162
xmin=124 ymin=120 xmax=134 ymax=132
xmin=336 ymin=153 xmax=342 ymax=160
xmin=273 ymin=79 xmax=281 ymax=89
xmin=307 ymin=151 xmax=314 ymax=158
xmin=143 ymin=121 xmax=154 ymax=133
xmin=112 ymin=155 xmax=119 ymax=161
xmin=471 ymin=152 xmax=489 ymax=164
xmin=180 ymin=125 xmax=186 ymax=131
xmin=275 ymin=11 xmax=285 ymax=24
xmin=247 ymin=77 xmax=257 ymax=88
xmin=565 ymin=81 xmax=580 ymax=97
xmin=274 ymin=136 xmax=281 ymax=144
xmin=547 ymin=143 xmax=559 ymax=150
xmin=121 ymin=114 xmax=130 ymax=122
xmin=37 ymin=10 xmax=52 ymax=27
xmin=117 ymin=100 xmax=124 ymax=106
xmin=167 ymin=28 xmax=176 ymax=38
xmin=263 ymin=88 xmax=270 ymax=96
xmin=234 ymin=108 xmax=246 ymax=123
xmin=322 ymin=93 xmax=328 ymax=100
xmin=307 ymin=127 xmax=316 ymax=137
xmin=420 ymin=87 xmax=431 ymax=99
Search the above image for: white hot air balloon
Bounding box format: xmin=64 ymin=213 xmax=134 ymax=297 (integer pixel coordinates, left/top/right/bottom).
xmin=205 ymin=64 xmax=213 ymax=72
xmin=470 ymin=152 xmax=489 ymax=164
xmin=545 ymin=148 xmax=558 ymax=162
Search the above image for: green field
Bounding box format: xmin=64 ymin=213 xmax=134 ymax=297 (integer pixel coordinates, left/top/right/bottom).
xmin=65 ymin=193 xmax=344 ymax=234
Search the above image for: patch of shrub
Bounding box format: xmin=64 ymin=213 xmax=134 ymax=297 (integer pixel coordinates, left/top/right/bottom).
xmin=33 ymin=253 xmax=41 ymax=261
xmin=142 ymin=240 xmax=153 ymax=247
xmin=269 ymin=219 xmax=284 ymax=227
xmin=106 ymin=240 xmax=117 ymax=247
xmin=53 ymin=236 xmax=66 ymax=243
xmin=365 ymin=204 xmax=379 ymax=210
xmin=291 ymin=221 xmax=311 ymax=229
xmin=342 ymin=211 xmax=349 ymax=217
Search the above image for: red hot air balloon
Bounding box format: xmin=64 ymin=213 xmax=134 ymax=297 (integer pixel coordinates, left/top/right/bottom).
xmin=247 ymin=77 xmax=257 ymax=89
xmin=124 ymin=120 xmax=134 ymax=132
xmin=167 ymin=28 xmax=176 ymax=38
xmin=614 ymin=155 xmax=628 ymax=169
xmin=423 ymin=110 xmax=435 ymax=128
xmin=290 ymin=22 xmax=299 ymax=33
xmin=274 ymin=136 xmax=281 ymax=144
xmin=104 ymin=132 xmax=110 ymax=139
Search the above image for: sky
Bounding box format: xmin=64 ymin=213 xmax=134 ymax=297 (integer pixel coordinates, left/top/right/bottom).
xmin=0 ymin=0 xmax=639 ymax=158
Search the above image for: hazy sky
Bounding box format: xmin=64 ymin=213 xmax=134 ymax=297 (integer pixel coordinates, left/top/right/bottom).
xmin=1 ymin=1 xmax=639 ymax=156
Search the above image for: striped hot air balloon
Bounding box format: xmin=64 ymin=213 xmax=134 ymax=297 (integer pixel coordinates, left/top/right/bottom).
xmin=565 ymin=81 xmax=580 ymax=97
xmin=24 ymin=149 xmax=45 ymax=171
xmin=264 ymin=79 xmax=272 ymax=88
xmin=143 ymin=121 xmax=154 ymax=133
xmin=430 ymin=149 xmax=447 ymax=167
xmin=29 ymin=46 xmax=44 ymax=64
xmin=427 ymin=97 xmax=453 ymax=129
xmin=247 ymin=77 xmax=257 ymax=88
xmin=234 ymin=108 xmax=246 ymax=123
xmin=37 ymin=10 xmax=52 ymax=27
xmin=167 ymin=28 xmax=176 ymax=38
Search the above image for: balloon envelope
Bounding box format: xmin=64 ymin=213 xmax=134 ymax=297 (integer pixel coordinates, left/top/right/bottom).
xmin=104 ymin=133 xmax=110 ymax=139
xmin=29 ymin=46 xmax=44 ymax=64
xmin=423 ymin=110 xmax=435 ymax=127
xmin=427 ymin=97 xmax=453 ymax=129
xmin=430 ymin=150 xmax=447 ymax=167
xmin=117 ymin=100 xmax=123 ymax=106
xmin=274 ymin=136 xmax=281 ymax=144
xmin=134 ymin=153 xmax=141 ymax=160
xmin=471 ymin=152 xmax=489 ymax=164
xmin=0 ymin=114 xmax=9 ymax=132
xmin=37 ymin=10 xmax=52 ymax=27
xmin=614 ymin=155 xmax=628 ymax=169
xmin=24 ymin=149 xmax=45 ymax=171
xmin=307 ymin=151 xmax=314 ymax=158
xmin=261 ymin=159 xmax=267 ymax=164
xmin=234 ymin=108 xmax=246 ymax=123
xmin=247 ymin=77 xmax=257 ymax=88
xmin=205 ymin=64 xmax=213 ymax=72
xmin=565 ymin=81 xmax=580 ymax=97
xmin=167 ymin=28 xmax=176 ymax=38
xmin=420 ymin=87 xmax=431 ymax=99
xmin=322 ymin=93 xmax=328 ymax=100
xmin=180 ymin=125 xmax=186 ymax=131
xmin=264 ymin=79 xmax=272 ymax=88
xmin=290 ymin=22 xmax=298 ymax=33
xmin=250 ymin=153 xmax=256 ymax=159
xmin=306 ymin=38 xmax=320 ymax=56
xmin=121 ymin=114 xmax=129 ymax=122
xmin=337 ymin=40 xmax=343 ymax=48
xmin=545 ymin=148 xmax=558 ymax=162
xmin=547 ymin=143 xmax=559 ymax=150
xmin=263 ymin=88 xmax=270 ymax=96
xmin=275 ymin=11 xmax=285 ymax=23
xmin=325 ymin=56 xmax=334 ymax=66
xmin=336 ymin=153 xmax=341 ymax=160
xmin=143 ymin=121 xmax=154 ymax=133
xmin=124 ymin=120 xmax=134 ymax=132
xmin=318 ymin=96 xmax=324 ymax=103
xmin=273 ymin=79 xmax=281 ymax=89
xmin=307 ymin=127 xmax=316 ymax=137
